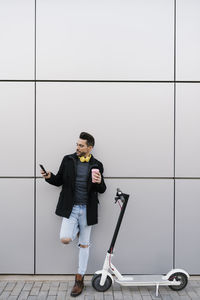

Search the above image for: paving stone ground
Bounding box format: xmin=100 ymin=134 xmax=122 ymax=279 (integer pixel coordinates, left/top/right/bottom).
xmin=0 ymin=276 xmax=200 ymax=300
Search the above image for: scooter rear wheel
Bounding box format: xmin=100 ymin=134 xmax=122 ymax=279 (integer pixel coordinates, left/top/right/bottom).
xmin=168 ymin=272 xmax=188 ymax=291
xmin=92 ymin=274 xmax=112 ymax=292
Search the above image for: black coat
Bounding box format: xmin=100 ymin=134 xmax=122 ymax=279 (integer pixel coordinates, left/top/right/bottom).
xmin=45 ymin=153 xmax=106 ymax=225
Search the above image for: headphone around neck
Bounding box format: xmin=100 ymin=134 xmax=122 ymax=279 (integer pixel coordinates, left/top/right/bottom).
xmin=79 ymin=154 xmax=91 ymax=163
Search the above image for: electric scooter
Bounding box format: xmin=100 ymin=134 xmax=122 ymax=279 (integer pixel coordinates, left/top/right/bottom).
xmin=92 ymin=188 xmax=189 ymax=297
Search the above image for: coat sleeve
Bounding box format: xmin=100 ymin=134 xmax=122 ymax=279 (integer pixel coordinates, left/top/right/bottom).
xmin=93 ymin=162 xmax=106 ymax=194
xmin=45 ymin=157 xmax=65 ymax=187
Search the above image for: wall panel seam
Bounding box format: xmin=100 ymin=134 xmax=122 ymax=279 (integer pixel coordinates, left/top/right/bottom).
xmin=173 ymin=0 xmax=177 ymax=269
xmin=34 ymin=0 xmax=37 ymax=275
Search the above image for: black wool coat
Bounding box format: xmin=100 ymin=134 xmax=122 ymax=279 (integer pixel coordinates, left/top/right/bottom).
xmin=45 ymin=153 xmax=106 ymax=225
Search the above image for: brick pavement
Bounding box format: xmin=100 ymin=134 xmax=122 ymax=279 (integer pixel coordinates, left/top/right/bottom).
xmin=0 ymin=276 xmax=200 ymax=300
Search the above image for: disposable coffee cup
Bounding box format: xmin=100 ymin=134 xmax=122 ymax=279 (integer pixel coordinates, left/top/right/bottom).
xmin=92 ymin=168 xmax=100 ymax=183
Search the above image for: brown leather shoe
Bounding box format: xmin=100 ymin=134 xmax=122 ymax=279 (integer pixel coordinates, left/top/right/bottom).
xmin=70 ymin=274 xmax=84 ymax=297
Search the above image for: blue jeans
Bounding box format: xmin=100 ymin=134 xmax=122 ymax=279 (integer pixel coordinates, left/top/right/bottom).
xmin=60 ymin=205 xmax=92 ymax=275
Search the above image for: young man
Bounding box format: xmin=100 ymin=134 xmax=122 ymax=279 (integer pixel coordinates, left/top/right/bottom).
xmin=41 ymin=132 xmax=106 ymax=297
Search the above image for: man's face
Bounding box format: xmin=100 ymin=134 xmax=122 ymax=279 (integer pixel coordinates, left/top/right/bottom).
xmin=76 ymin=138 xmax=92 ymax=157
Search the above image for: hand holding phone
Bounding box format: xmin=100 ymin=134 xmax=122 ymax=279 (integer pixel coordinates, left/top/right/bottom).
xmin=39 ymin=164 xmax=51 ymax=179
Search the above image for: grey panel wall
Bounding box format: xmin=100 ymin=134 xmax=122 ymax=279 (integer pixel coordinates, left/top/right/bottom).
xmin=36 ymin=0 xmax=174 ymax=80
xmin=175 ymin=180 xmax=200 ymax=274
xmin=0 ymin=83 xmax=34 ymax=177
xmin=175 ymin=84 xmax=200 ymax=177
xmin=0 ymin=179 xmax=34 ymax=273
xmin=0 ymin=0 xmax=34 ymax=79
xmin=177 ymin=0 xmax=200 ymax=80
xmin=1 ymin=0 xmax=200 ymax=275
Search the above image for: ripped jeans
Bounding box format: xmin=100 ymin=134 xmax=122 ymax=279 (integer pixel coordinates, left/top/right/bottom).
xmin=60 ymin=205 xmax=92 ymax=275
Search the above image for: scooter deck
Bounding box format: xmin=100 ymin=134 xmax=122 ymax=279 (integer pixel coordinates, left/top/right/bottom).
xmin=115 ymin=275 xmax=173 ymax=286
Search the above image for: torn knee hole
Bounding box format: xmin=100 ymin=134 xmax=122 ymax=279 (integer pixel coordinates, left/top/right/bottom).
xmin=79 ymin=244 xmax=89 ymax=248
xmin=61 ymin=238 xmax=72 ymax=244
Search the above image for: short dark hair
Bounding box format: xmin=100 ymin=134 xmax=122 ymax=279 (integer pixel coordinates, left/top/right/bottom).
xmin=79 ymin=132 xmax=95 ymax=147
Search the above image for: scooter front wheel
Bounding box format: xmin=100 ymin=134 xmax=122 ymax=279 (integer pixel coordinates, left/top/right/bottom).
xmin=92 ymin=274 xmax=112 ymax=292
xmin=168 ymin=272 xmax=188 ymax=291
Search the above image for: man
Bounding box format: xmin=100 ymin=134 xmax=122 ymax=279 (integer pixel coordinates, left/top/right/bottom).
xmin=41 ymin=132 xmax=106 ymax=297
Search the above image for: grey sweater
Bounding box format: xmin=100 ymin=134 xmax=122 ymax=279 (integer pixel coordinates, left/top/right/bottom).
xmin=74 ymin=160 xmax=89 ymax=205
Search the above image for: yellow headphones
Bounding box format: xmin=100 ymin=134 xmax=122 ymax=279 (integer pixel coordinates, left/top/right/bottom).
xmin=79 ymin=154 xmax=91 ymax=163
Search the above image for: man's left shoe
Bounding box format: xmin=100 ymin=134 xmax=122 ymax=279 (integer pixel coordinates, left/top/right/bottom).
xmin=70 ymin=274 xmax=84 ymax=297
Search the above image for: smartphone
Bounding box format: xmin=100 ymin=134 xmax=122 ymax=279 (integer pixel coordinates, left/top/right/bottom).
xmin=39 ymin=164 xmax=48 ymax=176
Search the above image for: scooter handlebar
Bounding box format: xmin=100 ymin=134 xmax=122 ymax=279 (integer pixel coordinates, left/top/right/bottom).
xmin=115 ymin=188 xmax=125 ymax=202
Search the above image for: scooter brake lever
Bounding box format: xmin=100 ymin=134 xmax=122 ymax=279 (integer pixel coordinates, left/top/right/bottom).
xmin=115 ymin=196 xmax=119 ymax=203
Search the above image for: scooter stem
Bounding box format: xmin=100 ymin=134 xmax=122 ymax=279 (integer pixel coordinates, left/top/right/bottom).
xmin=108 ymin=192 xmax=129 ymax=254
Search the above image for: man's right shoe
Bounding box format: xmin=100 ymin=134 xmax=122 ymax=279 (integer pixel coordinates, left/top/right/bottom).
xmin=70 ymin=274 xmax=84 ymax=297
